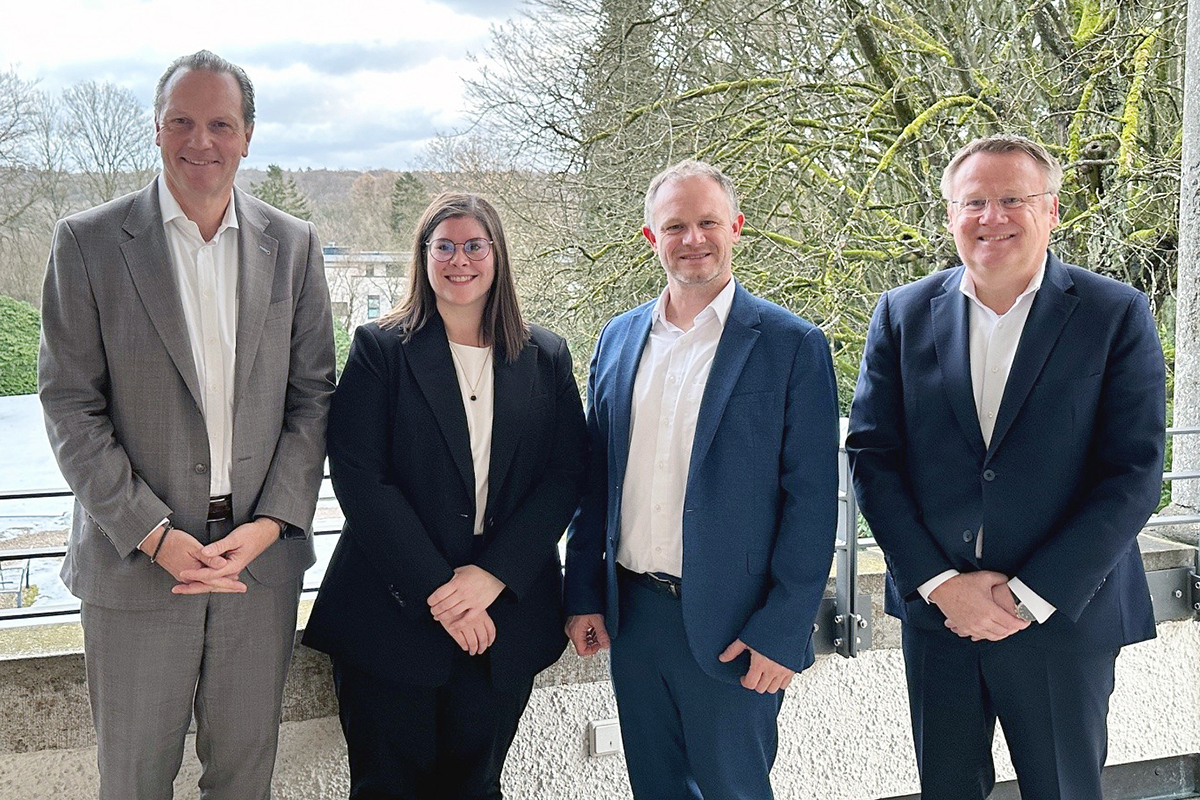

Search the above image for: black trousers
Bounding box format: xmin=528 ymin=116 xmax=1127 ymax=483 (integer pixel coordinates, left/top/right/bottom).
xmin=331 ymin=653 xmax=534 ymax=800
xmin=902 ymin=623 xmax=1118 ymax=800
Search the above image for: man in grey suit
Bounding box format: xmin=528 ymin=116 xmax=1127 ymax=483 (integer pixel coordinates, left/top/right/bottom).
xmin=38 ymin=50 xmax=335 ymax=799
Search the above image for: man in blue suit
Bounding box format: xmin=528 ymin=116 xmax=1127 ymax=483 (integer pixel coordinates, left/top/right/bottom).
xmin=846 ymin=135 xmax=1165 ymax=799
xmin=564 ymin=160 xmax=839 ymax=799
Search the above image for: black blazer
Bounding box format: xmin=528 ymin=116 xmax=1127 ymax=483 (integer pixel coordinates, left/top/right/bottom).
xmin=303 ymin=315 xmax=588 ymax=691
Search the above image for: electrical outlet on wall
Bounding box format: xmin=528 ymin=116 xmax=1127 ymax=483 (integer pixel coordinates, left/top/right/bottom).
xmin=587 ymin=718 xmax=623 ymax=757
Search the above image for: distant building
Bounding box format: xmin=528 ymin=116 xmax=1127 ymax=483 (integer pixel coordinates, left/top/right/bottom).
xmin=323 ymin=245 xmax=409 ymax=331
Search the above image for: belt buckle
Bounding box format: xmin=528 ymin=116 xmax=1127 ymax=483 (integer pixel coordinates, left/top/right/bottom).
xmin=207 ymin=495 xmax=232 ymax=523
xmin=646 ymin=572 xmax=681 ymax=598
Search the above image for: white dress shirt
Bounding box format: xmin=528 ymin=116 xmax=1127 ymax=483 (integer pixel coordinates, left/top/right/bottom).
xmin=917 ymin=259 xmax=1056 ymax=622
xmin=448 ymin=342 xmax=494 ymax=535
xmin=158 ymin=173 xmax=239 ymax=499
xmin=617 ymin=278 xmax=736 ymax=577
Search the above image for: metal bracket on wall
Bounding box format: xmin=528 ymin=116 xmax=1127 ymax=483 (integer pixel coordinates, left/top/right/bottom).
xmin=812 ymin=595 xmax=873 ymax=656
xmin=1145 ymin=566 xmax=1200 ymax=622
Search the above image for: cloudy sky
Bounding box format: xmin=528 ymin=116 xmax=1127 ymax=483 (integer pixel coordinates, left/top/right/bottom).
xmin=2 ymin=0 xmax=529 ymax=170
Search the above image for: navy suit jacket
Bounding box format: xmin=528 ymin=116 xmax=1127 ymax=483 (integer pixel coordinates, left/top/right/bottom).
xmin=564 ymin=280 xmax=839 ymax=680
xmin=846 ymin=253 xmax=1165 ymax=652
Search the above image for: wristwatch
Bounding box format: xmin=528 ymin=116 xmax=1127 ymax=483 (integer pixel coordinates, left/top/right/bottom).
xmin=1009 ymin=588 xmax=1037 ymax=623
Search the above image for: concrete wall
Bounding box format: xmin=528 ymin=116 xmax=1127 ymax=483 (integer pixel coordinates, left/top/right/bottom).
xmin=2 ymin=539 xmax=1198 ymax=799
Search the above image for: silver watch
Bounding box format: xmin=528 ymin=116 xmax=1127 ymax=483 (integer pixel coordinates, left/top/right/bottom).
xmin=1010 ymin=589 xmax=1037 ymax=623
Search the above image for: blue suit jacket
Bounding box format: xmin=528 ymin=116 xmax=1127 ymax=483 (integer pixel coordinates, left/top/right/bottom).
xmin=846 ymin=254 xmax=1165 ymax=652
xmin=564 ymin=280 xmax=840 ymax=680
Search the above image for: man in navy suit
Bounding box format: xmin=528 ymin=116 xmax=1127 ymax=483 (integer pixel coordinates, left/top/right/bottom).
xmin=846 ymin=135 xmax=1165 ymax=799
xmin=564 ymin=160 xmax=839 ymax=799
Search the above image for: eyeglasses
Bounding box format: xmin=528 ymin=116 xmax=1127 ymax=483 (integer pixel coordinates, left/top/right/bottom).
xmin=426 ymin=238 xmax=493 ymax=262
xmin=950 ymin=192 xmax=1052 ymax=215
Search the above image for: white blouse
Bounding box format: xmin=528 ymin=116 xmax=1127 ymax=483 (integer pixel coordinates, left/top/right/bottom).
xmin=448 ymin=342 xmax=494 ymax=535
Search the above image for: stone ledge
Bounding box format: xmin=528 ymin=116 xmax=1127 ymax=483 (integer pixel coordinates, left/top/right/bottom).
xmin=0 ymin=532 xmax=1193 ymax=756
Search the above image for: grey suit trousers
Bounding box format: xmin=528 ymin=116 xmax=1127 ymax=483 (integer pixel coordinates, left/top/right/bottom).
xmin=80 ymin=521 xmax=302 ymax=800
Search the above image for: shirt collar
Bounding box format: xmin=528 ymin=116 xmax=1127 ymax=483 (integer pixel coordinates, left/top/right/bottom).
xmin=652 ymin=276 xmax=736 ymax=332
xmin=958 ymin=254 xmax=1046 ymax=311
xmin=157 ymin=172 xmax=239 ymax=236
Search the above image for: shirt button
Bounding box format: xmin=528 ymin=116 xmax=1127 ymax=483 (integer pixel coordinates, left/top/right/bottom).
xmin=987 ymin=411 xmax=994 ymax=419
xmin=990 ymin=366 xmax=998 ymax=373
xmin=654 ymin=546 xmax=662 ymax=553
xmin=653 ymin=504 xmax=661 ymax=512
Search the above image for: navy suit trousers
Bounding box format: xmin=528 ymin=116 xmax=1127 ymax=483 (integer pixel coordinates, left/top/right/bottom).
xmin=902 ymin=624 xmax=1118 ymax=800
xmin=610 ymin=573 xmax=784 ymax=800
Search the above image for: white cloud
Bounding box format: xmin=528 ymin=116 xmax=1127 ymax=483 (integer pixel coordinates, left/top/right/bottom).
xmin=1 ymin=0 xmax=520 ymax=169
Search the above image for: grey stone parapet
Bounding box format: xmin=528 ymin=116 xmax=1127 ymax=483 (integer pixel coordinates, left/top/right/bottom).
xmin=0 ymin=532 xmax=1192 ymax=759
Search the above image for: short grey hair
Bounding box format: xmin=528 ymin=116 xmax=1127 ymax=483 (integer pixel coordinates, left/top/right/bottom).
xmin=940 ymin=134 xmax=1063 ymax=199
xmin=643 ymin=160 xmax=741 ymax=229
xmin=154 ymin=50 xmax=255 ymax=128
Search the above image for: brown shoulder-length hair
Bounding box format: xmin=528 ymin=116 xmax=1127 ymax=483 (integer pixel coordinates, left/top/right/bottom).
xmin=379 ymin=192 xmax=529 ymax=363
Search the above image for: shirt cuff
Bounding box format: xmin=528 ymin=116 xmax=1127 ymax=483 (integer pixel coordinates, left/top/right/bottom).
xmin=1008 ymin=577 xmax=1056 ymax=623
xmin=139 ymin=517 xmax=170 ymax=550
xmin=917 ymin=570 xmax=960 ymax=602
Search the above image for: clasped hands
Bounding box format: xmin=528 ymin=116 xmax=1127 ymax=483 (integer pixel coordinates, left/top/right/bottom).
xmin=929 ymin=570 xmax=1030 ymax=642
xmin=565 ymin=614 xmax=794 ymax=694
xmin=427 ymin=565 xmax=506 ymax=656
xmin=139 ymin=518 xmax=281 ymax=594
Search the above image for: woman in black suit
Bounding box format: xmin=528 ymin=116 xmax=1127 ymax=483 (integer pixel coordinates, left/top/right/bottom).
xmin=303 ymin=192 xmax=587 ymax=799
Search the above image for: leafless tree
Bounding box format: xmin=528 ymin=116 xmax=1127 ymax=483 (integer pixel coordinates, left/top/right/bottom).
xmin=61 ymin=80 xmax=157 ymax=204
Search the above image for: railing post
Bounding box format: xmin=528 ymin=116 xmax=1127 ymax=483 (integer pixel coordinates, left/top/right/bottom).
xmin=833 ymin=422 xmax=872 ymax=658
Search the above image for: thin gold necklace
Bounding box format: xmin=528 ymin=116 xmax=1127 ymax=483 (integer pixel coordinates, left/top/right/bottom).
xmin=449 ymin=345 xmax=490 ymax=401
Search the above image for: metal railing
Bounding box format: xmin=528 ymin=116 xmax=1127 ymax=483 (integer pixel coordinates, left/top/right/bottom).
xmin=2 ymin=428 xmax=1199 ymax=640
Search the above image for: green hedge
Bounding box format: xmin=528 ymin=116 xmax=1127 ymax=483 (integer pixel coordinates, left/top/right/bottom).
xmin=0 ymin=295 xmax=40 ymax=396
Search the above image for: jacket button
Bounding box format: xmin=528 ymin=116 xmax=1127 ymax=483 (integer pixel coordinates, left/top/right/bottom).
xmin=982 ymin=469 xmax=995 ymax=481
xmin=194 ymin=463 xmax=208 ymax=474
xmin=962 ymin=530 xmax=974 ymax=542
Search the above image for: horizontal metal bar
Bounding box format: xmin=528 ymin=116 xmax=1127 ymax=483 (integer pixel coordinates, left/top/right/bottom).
xmin=1144 ymin=514 xmax=1200 ymax=528
xmin=0 ymin=602 xmax=80 ymax=622
xmin=0 ymin=547 xmax=66 ymax=562
xmin=1167 ymin=427 xmax=1200 ymax=436
xmin=0 ymin=488 xmax=71 ymax=501
xmin=1164 ymin=471 xmax=1200 ymax=482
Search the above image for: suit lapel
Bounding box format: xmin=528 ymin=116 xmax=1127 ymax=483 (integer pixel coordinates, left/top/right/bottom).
xmin=610 ymin=304 xmax=654 ymax=493
xmin=986 ymin=255 xmax=1078 ymax=458
xmin=406 ymin=315 xmax=475 ymax=498
xmin=233 ymin=189 xmax=280 ymax=413
xmin=120 ymin=181 xmax=203 ymax=409
xmin=688 ymin=283 xmax=760 ymax=474
xmin=487 ymin=339 xmax=538 ymax=511
xmin=930 ymin=267 xmax=988 ymax=457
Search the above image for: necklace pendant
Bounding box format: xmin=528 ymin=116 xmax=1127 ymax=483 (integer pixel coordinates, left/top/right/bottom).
xmin=470 ymin=394 xmax=477 ymax=401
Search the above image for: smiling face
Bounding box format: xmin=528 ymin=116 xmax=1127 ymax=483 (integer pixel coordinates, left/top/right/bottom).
xmin=643 ymin=174 xmax=744 ymax=292
xmin=155 ymin=68 xmax=252 ymax=217
xmin=947 ymin=150 xmax=1059 ymax=285
xmin=425 ymin=215 xmax=496 ymax=322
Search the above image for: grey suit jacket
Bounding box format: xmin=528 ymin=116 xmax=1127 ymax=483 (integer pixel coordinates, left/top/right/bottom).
xmin=39 ymin=179 xmax=336 ymax=610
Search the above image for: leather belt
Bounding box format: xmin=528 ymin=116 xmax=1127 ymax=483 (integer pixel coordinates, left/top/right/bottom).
xmin=617 ymin=564 xmax=682 ymax=599
xmin=207 ymin=495 xmax=233 ymax=523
